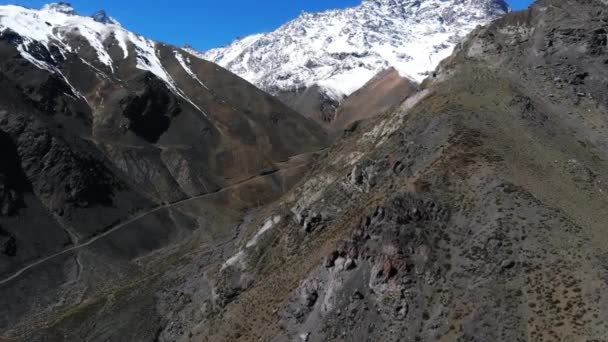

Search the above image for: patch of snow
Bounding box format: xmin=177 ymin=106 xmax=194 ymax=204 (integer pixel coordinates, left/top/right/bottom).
xmin=174 ymin=50 xmax=209 ymax=90
xmin=16 ymin=41 xmax=86 ymax=102
xmin=115 ymin=34 xmax=208 ymax=116
xmin=16 ymin=42 xmax=53 ymax=72
xmin=41 ymin=3 xmax=75 ymax=14
xmin=130 ymin=36 xmax=173 ymax=85
xmin=221 ymin=215 xmax=282 ymax=271
xmin=79 ymin=57 xmax=108 ymax=78
xmin=113 ymin=30 xmax=129 ymax=59
xmin=0 ymin=4 xmax=211 ymax=117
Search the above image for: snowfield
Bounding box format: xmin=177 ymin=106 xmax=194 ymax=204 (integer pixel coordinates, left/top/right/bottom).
xmin=198 ymin=0 xmax=509 ymax=101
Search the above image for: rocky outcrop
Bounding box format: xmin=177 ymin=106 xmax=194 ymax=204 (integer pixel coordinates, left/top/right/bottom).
xmin=121 ymin=73 xmax=182 ymax=143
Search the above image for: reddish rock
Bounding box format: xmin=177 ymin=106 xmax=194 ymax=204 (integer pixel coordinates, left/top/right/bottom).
xmin=383 ymin=259 xmax=396 ymax=279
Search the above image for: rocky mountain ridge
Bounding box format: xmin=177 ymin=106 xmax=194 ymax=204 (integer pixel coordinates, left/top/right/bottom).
xmin=0 ymin=3 xmax=327 ymax=339
xmin=191 ymin=1 xmax=608 ymax=340
xmin=198 ymin=0 xmax=509 ymax=120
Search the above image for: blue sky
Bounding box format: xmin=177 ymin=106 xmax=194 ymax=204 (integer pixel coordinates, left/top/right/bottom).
xmin=3 ymin=0 xmax=534 ymax=51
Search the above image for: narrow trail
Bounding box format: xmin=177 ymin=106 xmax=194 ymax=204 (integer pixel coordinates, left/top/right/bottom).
xmin=0 ymin=168 xmax=287 ymax=287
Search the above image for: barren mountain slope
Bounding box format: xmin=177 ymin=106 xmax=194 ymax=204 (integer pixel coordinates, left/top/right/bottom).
xmin=331 ymin=67 xmax=418 ymax=132
xmin=0 ymin=3 xmax=327 ymax=338
xmin=181 ymin=0 xmax=608 ymax=340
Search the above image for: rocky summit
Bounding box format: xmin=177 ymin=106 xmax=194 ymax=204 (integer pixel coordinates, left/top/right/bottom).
xmin=198 ymin=0 xmax=509 ymax=123
xmin=2 ymin=0 xmax=608 ymax=341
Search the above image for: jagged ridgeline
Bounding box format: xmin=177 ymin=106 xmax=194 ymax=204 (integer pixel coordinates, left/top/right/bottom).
xmin=198 ymin=0 xmax=509 ymax=123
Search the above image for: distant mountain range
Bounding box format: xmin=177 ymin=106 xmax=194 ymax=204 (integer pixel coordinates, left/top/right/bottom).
xmin=197 ymin=0 xmax=509 ymax=122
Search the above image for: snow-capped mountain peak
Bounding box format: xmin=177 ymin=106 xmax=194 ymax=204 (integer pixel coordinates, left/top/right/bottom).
xmin=199 ymin=0 xmax=509 ymax=101
xmin=41 ymin=2 xmax=75 ymax=15
xmin=0 ymin=3 xmax=184 ymax=93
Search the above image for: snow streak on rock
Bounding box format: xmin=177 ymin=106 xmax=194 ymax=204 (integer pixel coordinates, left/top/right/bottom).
xmin=0 ymin=3 xmax=209 ymax=115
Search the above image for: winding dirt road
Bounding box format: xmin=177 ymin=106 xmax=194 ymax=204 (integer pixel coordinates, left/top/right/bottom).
xmin=0 ymin=167 xmax=288 ymax=286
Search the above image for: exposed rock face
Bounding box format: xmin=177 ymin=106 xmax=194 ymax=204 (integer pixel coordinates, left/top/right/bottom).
xmin=91 ymin=10 xmax=118 ymax=25
xmin=180 ymin=0 xmax=608 ymax=341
